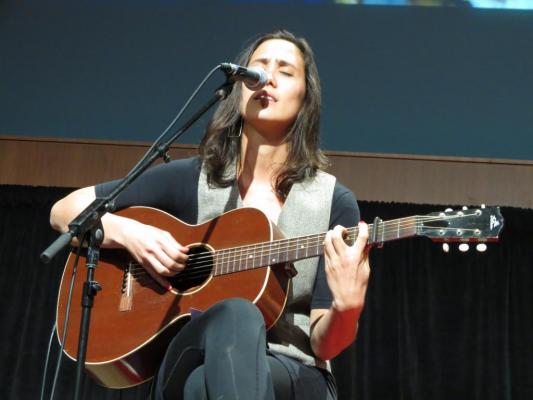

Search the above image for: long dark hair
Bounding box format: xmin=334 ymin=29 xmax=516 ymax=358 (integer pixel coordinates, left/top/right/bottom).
xmin=199 ymin=30 xmax=328 ymax=200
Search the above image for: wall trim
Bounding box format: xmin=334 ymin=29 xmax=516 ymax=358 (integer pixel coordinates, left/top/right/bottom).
xmin=1 ymin=135 xmax=532 ymax=208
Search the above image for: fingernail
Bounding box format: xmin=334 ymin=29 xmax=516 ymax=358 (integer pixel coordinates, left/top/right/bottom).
xmin=167 ymin=285 xmax=173 ymax=292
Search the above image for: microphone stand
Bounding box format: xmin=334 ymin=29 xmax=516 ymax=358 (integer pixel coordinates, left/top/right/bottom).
xmin=41 ymin=79 xmax=234 ymax=399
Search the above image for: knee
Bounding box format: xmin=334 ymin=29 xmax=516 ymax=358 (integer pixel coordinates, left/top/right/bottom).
xmin=209 ymin=298 xmax=264 ymax=326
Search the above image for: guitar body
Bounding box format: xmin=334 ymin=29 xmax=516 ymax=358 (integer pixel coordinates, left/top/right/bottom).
xmin=56 ymin=207 xmax=291 ymax=389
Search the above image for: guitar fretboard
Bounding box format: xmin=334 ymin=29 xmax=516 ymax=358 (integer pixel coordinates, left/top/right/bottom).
xmin=212 ymin=216 xmax=419 ymax=275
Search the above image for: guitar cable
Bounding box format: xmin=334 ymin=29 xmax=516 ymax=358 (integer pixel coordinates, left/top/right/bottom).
xmin=40 ymin=324 xmax=55 ymax=400
xmin=41 ymin=243 xmax=83 ymax=400
xmin=41 ymin=65 xmax=226 ymax=399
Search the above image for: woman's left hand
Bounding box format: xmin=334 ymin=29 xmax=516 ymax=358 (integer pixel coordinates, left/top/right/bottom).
xmin=324 ymin=222 xmax=371 ymax=313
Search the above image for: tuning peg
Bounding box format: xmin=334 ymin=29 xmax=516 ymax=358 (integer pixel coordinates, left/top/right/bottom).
xmin=442 ymin=243 xmax=450 ymax=253
xmin=445 ymin=208 xmax=453 ymax=212
xmin=458 ymin=243 xmax=470 ymax=252
xmin=481 ymin=204 xmax=486 ymax=209
xmin=462 ymin=206 xmax=468 ymax=210
xmin=476 ymin=243 xmax=487 ymax=252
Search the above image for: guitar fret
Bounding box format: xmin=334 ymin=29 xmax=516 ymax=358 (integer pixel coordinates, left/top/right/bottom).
xmin=242 ymin=246 xmax=249 ymax=271
xmin=279 ymin=240 xmax=289 ymax=263
xmin=215 ymin=250 xmax=222 ymax=275
xmin=397 ymin=220 xmax=400 ymax=239
xmin=238 ymin=246 xmax=244 ymax=272
xmin=277 ymin=241 xmax=284 ymax=264
xmin=223 ymin=248 xmax=229 ymax=274
xmin=287 ymin=238 xmax=297 ymax=262
xmin=252 ymin=244 xmax=256 ymax=269
xmin=248 ymin=244 xmax=256 ymax=270
xmin=258 ymin=243 xmax=266 ymax=268
xmin=271 ymin=241 xmax=279 ymax=264
xmin=230 ymin=247 xmax=237 ymax=273
xmin=224 ymin=249 xmax=230 ymax=273
xmin=298 ymin=237 xmax=305 ymax=259
xmin=250 ymin=245 xmax=256 ymax=269
xmin=217 ymin=249 xmax=223 ymax=275
xmin=314 ymin=234 xmax=321 ymax=256
xmin=243 ymin=245 xmax=249 ymax=271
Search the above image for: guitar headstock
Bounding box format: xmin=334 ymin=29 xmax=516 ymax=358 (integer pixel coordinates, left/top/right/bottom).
xmin=419 ymin=205 xmax=503 ymax=248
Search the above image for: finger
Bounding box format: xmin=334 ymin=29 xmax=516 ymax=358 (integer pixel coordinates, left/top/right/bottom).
xmin=142 ymin=257 xmax=172 ymax=290
xmin=331 ymin=225 xmax=347 ymax=254
xmin=356 ymin=257 xmax=371 ymax=286
xmin=356 ymin=236 xmax=371 ymax=281
xmin=324 ymin=230 xmax=336 ymax=259
xmin=161 ymin=231 xmax=189 ymax=254
xmin=157 ymin=251 xmax=186 ymax=273
xmin=353 ymin=221 xmax=369 ymax=256
xmin=145 ymin=255 xmax=177 ymax=277
xmin=158 ymin=232 xmax=189 ymax=265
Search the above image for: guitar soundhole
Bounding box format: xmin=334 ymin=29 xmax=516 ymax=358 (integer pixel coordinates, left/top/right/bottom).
xmin=169 ymin=244 xmax=213 ymax=293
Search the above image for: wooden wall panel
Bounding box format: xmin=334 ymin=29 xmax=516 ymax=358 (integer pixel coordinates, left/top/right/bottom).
xmin=0 ymin=136 xmax=197 ymax=188
xmin=1 ymin=135 xmax=532 ymax=208
xmin=330 ymin=153 xmax=533 ymax=208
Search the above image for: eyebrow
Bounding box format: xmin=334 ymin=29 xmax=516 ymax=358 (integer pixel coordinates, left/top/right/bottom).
xmin=250 ymin=57 xmax=297 ymax=69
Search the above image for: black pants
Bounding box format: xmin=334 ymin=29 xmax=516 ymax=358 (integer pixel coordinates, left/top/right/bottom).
xmin=151 ymin=298 xmax=336 ymax=400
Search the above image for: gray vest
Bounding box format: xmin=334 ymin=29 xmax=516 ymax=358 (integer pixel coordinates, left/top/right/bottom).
xmin=197 ymin=162 xmax=335 ymax=369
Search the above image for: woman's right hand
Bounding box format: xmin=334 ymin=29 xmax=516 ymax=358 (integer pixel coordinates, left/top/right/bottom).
xmin=117 ymin=218 xmax=189 ymax=290
xmin=50 ymin=186 xmax=188 ymax=290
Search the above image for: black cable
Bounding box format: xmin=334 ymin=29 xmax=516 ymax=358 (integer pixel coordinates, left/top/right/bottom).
xmin=39 ymin=323 xmax=56 ymax=400
xmin=42 ymin=243 xmax=83 ymax=400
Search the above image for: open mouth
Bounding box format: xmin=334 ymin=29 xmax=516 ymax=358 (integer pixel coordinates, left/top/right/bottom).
xmin=254 ymin=90 xmax=277 ymax=106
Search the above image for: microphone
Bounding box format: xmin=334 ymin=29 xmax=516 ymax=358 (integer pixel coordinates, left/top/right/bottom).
xmin=220 ymin=62 xmax=268 ymax=91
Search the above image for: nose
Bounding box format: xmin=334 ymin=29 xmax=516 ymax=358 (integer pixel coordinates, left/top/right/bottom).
xmin=265 ymin=70 xmax=277 ymax=88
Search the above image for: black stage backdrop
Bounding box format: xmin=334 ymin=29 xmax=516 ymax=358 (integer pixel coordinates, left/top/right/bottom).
xmin=0 ymin=185 xmax=532 ymax=400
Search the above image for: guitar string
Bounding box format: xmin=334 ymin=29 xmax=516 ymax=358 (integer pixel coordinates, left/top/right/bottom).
xmin=151 ymin=213 xmax=486 ymax=268
xmin=124 ymin=215 xmax=486 ymax=277
xmin=125 ymin=224 xmax=485 ymax=282
xmin=131 ymin=214 xmax=478 ymax=270
xmin=127 ymin=224 xmax=484 ymax=278
xmin=126 ymin=226 xmax=480 ymax=286
xmin=122 ymin=212 xmax=487 ymax=277
xmin=176 ymin=213 xmax=486 ymax=265
xmin=123 ymin=220 xmax=417 ymax=276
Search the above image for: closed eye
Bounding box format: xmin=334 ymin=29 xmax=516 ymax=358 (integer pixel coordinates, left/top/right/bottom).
xmin=280 ymin=71 xmax=293 ymax=76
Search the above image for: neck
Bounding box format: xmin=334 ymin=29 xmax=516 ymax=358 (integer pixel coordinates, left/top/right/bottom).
xmin=239 ymin=122 xmax=289 ymax=184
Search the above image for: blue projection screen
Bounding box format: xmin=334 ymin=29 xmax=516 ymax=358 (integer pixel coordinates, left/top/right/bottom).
xmin=1 ymin=0 xmax=532 ymax=160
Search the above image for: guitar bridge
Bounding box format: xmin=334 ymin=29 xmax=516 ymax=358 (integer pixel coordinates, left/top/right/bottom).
xmin=119 ymin=262 xmax=134 ymax=311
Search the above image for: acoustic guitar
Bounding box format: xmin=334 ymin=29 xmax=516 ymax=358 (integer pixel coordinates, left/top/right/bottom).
xmin=56 ymin=205 xmax=503 ymax=388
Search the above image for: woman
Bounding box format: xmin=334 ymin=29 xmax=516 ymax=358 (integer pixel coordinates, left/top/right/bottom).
xmin=50 ymin=30 xmax=370 ymax=400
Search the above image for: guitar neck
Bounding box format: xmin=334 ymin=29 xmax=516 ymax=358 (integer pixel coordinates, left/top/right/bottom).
xmin=213 ymin=216 xmax=419 ymax=275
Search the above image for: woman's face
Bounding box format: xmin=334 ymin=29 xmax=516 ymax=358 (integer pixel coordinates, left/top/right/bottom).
xmin=240 ymin=39 xmax=306 ymax=137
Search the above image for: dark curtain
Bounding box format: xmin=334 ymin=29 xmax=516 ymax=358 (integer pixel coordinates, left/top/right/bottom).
xmin=1 ymin=185 xmax=532 ymax=400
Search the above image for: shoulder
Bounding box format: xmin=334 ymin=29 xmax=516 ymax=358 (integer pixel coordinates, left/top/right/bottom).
xmin=333 ymin=181 xmax=357 ymax=208
xmin=158 ymin=155 xmax=202 ymax=174
xmin=330 ymin=180 xmax=360 ymax=227
xmin=141 ymin=156 xmax=202 ymax=185
xmin=315 ymin=169 xmax=357 ymax=210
